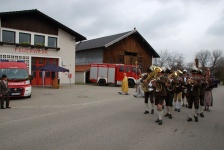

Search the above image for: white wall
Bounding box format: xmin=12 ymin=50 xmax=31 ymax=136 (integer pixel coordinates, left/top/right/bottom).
xmin=0 ymin=27 xmax=76 ymax=85
xmin=57 ymin=29 xmax=76 ymax=84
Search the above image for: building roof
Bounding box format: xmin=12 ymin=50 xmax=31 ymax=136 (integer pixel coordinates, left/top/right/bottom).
xmin=75 ymin=65 xmax=90 ymax=72
xmin=76 ymin=29 xmax=160 ymax=58
xmin=0 ymin=9 xmax=86 ymax=41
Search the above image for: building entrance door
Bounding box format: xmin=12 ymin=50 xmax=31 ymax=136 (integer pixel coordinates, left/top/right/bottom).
xmin=31 ymin=57 xmax=58 ymax=86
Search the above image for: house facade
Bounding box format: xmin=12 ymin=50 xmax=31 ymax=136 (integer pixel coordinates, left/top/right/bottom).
xmin=75 ymin=29 xmax=159 ymax=83
xmin=0 ymin=9 xmax=86 ymax=85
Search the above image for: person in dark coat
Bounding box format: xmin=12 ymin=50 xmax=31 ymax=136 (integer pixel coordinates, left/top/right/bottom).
xmin=197 ymin=70 xmax=208 ymax=117
xmin=186 ymin=70 xmax=201 ymax=122
xmin=0 ymin=74 xmax=10 ymax=109
xmin=141 ymin=68 xmax=155 ymax=114
xmin=153 ymin=69 xmax=167 ymax=125
xmin=164 ymin=69 xmax=175 ymax=119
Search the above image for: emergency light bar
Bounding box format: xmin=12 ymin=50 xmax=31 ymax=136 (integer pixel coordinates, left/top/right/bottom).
xmin=0 ymin=59 xmax=25 ymax=62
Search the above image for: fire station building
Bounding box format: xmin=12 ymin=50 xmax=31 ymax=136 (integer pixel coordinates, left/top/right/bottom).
xmin=0 ymin=9 xmax=86 ymax=85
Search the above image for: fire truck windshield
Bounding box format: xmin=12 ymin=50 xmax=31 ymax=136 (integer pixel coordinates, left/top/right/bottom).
xmin=0 ymin=69 xmax=29 ymax=80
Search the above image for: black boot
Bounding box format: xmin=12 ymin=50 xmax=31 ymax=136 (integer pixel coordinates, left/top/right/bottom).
xmin=158 ymin=120 xmax=163 ymax=125
xmin=194 ymin=116 xmax=198 ymax=122
xmin=151 ymin=109 xmax=154 ymax=114
xmin=144 ymin=110 xmax=149 ymax=114
xmin=164 ymin=113 xmax=169 ymax=117
xmin=187 ymin=117 xmax=192 ymax=122
xmin=200 ymin=113 xmax=204 ymax=118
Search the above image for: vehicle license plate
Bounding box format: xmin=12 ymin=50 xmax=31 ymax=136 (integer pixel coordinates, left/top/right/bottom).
xmin=11 ymin=93 xmax=20 ymax=96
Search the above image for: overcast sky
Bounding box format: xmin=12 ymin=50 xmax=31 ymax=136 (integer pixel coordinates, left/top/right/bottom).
xmin=0 ymin=0 xmax=224 ymax=63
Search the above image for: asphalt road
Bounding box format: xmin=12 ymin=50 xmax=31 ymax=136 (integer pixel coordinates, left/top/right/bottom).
xmin=0 ymin=84 xmax=224 ymax=150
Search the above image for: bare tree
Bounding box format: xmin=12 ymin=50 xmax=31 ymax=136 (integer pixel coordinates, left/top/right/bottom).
xmin=210 ymin=49 xmax=224 ymax=75
xmin=196 ymin=49 xmax=211 ymax=71
xmin=153 ymin=49 xmax=170 ymax=67
xmin=167 ymin=52 xmax=184 ymax=70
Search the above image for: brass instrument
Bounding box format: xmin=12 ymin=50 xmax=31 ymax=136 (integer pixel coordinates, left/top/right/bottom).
xmin=173 ymin=70 xmax=183 ymax=88
xmin=153 ymin=66 xmax=163 ymax=92
xmin=141 ymin=66 xmax=162 ymax=92
xmin=188 ymin=77 xmax=197 ymax=86
xmin=176 ymin=70 xmax=183 ymax=76
xmin=166 ymin=79 xmax=174 ymax=91
xmin=166 ymin=71 xmax=177 ymax=91
xmin=168 ymin=71 xmax=177 ymax=80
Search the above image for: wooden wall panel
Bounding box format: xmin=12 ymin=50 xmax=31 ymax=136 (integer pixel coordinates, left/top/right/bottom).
xmin=103 ymin=34 xmax=153 ymax=72
xmin=1 ymin=15 xmax=58 ymax=35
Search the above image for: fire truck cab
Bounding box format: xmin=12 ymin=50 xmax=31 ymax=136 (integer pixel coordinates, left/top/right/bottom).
xmin=89 ymin=63 xmax=140 ymax=88
xmin=0 ymin=60 xmax=32 ymax=98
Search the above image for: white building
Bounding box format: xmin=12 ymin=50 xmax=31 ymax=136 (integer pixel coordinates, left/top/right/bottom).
xmin=0 ymin=9 xmax=86 ymax=85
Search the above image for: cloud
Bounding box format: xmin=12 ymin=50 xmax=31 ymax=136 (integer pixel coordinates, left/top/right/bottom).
xmin=207 ymin=10 xmax=224 ymax=37
xmin=0 ymin=0 xmax=224 ymax=63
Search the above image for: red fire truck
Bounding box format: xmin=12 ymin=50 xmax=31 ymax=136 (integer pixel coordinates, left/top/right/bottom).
xmin=0 ymin=60 xmax=32 ymax=98
xmin=89 ymin=63 xmax=141 ymax=88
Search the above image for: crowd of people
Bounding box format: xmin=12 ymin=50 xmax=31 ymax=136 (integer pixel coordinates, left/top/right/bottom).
xmin=133 ymin=66 xmax=214 ymax=125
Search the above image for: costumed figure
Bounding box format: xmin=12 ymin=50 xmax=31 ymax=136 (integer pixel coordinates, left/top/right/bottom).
xmin=118 ymin=73 xmax=129 ymax=95
xmin=133 ymin=74 xmax=144 ymax=98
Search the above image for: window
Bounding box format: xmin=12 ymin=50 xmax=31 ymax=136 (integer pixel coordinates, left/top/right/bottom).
xmin=52 ymin=59 xmax=58 ymax=65
xmin=38 ymin=58 xmax=44 ymax=64
xmin=34 ymin=35 xmax=45 ymax=46
xmin=19 ymin=33 xmax=31 ymax=44
xmin=119 ymin=66 xmax=124 ymax=72
xmin=126 ymin=67 xmax=131 ymax=72
xmin=45 ymin=72 xmax=50 ymax=78
xmin=48 ymin=37 xmax=57 ymax=47
xmin=46 ymin=59 xmax=51 ymax=64
xmin=2 ymin=30 xmax=15 ymax=43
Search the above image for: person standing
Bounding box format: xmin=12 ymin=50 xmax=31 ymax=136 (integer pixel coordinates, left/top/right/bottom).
xmin=173 ymin=76 xmax=183 ymax=112
xmin=153 ymin=69 xmax=167 ymax=125
xmin=186 ymin=70 xmax=201 ymax=122
xmin=204 ymin=74 xmax=213 ymax=111
xmin=198 ymin=70 xmax=207 ymax=117
xmin=0 ymin=74 xmax=10 ymax=109
xmin=118 ymin=73 xmax=129 ymax=95
xmin=164 ymin=69 xmax=175 ymax=119
xmin=182 ymin=70 xmax=188 ymax=107
xmin=141 ymin=68 xmax=155 ymax=114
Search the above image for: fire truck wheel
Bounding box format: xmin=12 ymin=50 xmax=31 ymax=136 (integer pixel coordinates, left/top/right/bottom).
xmin=128 ymin=79 xmax=135 ymax=88
xmin=98 ymin=79 xmax=106 ymax=86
